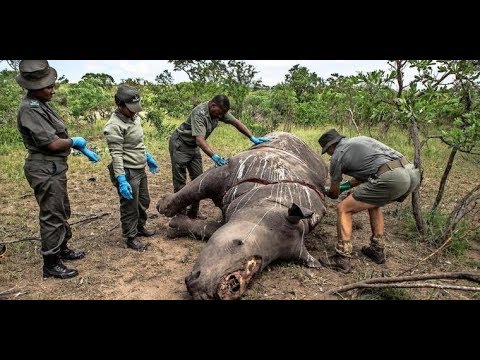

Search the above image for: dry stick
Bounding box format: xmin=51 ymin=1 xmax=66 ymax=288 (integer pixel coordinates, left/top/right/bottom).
xmin=397 ymin=235 xmax=453 ymax=276
xmin=69 ymin=212 xmax=110 ymax=226
xmin=0 ymin=212 xmax=111 ymax=245
xmin=326 ymin=271 xmax=480 ymax=295
xmin=351 ymin=282 xmax=480 ymax=292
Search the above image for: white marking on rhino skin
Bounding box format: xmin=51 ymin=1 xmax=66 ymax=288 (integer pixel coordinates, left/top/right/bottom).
xmin=304 ymin=187 xmax=313 ymax=209
xmin=298 ymin=221 xmax=306 ymax=259
xmin=243 ymin=205 xmax=276 ymax=251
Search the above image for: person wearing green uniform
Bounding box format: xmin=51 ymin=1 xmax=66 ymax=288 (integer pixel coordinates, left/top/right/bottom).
xmin=169 ymin=94 xmax=270 ymax=219
xmin=318 ymin=128 xmax=420 ymax=273
xmin=104 ymin=85 xmax=158 ymax=252
xmin=16 ymin=60 xmax=100 ymax=279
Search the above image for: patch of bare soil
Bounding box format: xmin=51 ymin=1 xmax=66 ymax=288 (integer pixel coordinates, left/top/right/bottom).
xmin=1 ymin=159 xmax=479 ymax=301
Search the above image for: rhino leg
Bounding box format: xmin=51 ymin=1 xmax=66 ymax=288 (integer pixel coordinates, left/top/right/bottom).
xmin=298 ymin=244 xmax=322 ymax=268
xmin=167 ymin=214 xmax=222 ymax=240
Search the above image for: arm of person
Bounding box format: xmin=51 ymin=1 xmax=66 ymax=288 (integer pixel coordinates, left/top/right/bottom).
xmin=46 ymin=138 xmax=75 ymax=152
xmin=230 ymin=119 xmax=253 ymax=139
xmin=195 ymin=135 xmax=215 ymax=158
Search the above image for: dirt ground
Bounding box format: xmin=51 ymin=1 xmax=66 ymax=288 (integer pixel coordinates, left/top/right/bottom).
xmin=1 ymin=157 xmax=479 ymax=301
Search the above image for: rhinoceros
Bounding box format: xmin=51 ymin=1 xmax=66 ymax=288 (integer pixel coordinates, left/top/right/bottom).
xmin=157 ymin=132 xmax=328 ymax=300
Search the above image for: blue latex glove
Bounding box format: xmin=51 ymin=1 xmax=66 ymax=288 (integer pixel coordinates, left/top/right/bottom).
xmin=145 ymin=152 xmax=158 ymax=174
xmin=71 ymin=137 xmax=87 ymax=150
xmin=116 ymin=174 xmax=133 ymax=200
xmin=250 ymin=136 xmax=271 ymax=145
xmin=211 ymin=154 xmax=228 ymax=167
xmin=81 ymin=147 xmax=100 ymax=163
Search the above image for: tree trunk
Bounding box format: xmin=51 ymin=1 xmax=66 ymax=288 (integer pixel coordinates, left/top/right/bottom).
xmin=410 ymin=119 xmax=425 ymax=234
xmin=432 ymin=148 xmax=457 ymax=211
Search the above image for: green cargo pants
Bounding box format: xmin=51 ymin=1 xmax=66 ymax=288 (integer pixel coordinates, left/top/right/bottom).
xmin=24 ymin=158 xmax=72 ymax=255
xmin=168 ymin=131 xmax=203 ymax=214
xmin=109 ymin=164 xmax=150 ymax=239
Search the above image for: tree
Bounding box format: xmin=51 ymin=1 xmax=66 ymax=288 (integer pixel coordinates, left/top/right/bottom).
xmin=81 ymin=73 xmax=115 ymax=88
xmin=284 ymin=64 xmax=322 ymax=103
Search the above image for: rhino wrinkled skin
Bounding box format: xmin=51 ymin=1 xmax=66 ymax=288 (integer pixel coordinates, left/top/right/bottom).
xmin=157 ymin=132 xmax=328 ymax=300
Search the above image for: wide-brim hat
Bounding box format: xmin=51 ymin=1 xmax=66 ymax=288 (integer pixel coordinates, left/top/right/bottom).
xmin=318 ymin=128 xmax=345 ymax=154
xmin=15 ymin=60 xmax=57 ymax=90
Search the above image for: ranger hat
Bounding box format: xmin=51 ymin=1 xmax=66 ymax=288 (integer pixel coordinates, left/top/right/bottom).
xmin=16 ymin=60 xmax=57 ymax=90
xmin=318 ymin=128 xmax=345 ymax=154
xmin=116 ymin=85 xmax=143 ymax=113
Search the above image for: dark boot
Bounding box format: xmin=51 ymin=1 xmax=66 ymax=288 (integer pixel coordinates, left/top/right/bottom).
xmin=136 ymin=227 xmax=156 ymax=237
xmin=59 ymin=246 xmax=85 ymax=261
xmin=361 ymin=245 xmax=386 ymax=264
xmin=126 ymin=237 xmax=148 ymax=251
xmin=43 ymin=254 xmax=79 ymax=279
xmin=319 ymin=253 xmax=352 ymax=274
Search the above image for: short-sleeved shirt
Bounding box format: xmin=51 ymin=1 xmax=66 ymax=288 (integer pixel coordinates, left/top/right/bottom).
xmin=175 ymin=102 xmax=236 ymax=146
xmin=17 ymin=94 xmax=71 ymax=157
xmin=103 ymin=109 xmax=147 ymax=177
xmin=329 ymin=136 xmax=404 ymax=183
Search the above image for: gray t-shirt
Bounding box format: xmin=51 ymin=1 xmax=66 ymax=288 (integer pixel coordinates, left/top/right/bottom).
xmin=330 ymin=136 xmax=404 ymax=183
xmin=176 ymin=102 xmax=236 ymax=146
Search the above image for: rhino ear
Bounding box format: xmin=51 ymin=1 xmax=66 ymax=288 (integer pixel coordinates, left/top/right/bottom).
xmin=287 ymin=203 xmax=314 ymax=224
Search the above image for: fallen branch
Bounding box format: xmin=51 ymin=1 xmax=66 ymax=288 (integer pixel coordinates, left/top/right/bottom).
xmin=70 ymin=212 xmax=110 ymax=226
xmin=0 ymin=213 xmax=111 ymax=245
xmin=326 ymin=271 xmax=480 ymax=295
xmin=348 ymin=282 xmax=480 ymax=292
xmin=0 ymin=236 xmax=40 ymax=245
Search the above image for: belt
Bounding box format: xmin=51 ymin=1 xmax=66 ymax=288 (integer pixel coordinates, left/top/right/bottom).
xmin=27 ymin=153 xmax=67 ymax=161
xmin=376 ymin=157 xmax=409 ymax=176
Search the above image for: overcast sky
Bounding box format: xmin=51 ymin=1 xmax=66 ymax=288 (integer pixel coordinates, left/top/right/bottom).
xmin=1 ymin=60 xmax=399 ymax=86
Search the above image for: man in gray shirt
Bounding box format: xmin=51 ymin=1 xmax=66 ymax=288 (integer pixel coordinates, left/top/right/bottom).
xmin=318 ymin=128 xmax=420 ymax=273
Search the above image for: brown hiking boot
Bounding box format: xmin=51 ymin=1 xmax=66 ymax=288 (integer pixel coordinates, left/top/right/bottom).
xmin=361 ymin=245 xmax=386 ymax=264
xmin=319 ymin=253 xmax=352 ymax=274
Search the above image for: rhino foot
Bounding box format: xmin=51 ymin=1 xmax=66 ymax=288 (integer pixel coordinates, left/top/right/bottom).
xmin=156 ymin=194 xmax=176 ymax=216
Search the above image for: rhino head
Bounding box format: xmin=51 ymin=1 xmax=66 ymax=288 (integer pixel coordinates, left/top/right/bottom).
xmin=185 ymin=203 xmax=323 ymax=300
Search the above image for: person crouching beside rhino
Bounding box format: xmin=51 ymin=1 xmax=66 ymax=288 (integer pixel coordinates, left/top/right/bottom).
xmin=318 ymin=128 xmax=420 ymax=273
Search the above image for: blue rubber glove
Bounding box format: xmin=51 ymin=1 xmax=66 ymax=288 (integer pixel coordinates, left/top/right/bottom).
xmin=116 ymin=174 xmax=133 ymax=200
xmin=250 ymin=136 xmax=271 ymax=145
xmin=211 ymin=154 xmax=228 ymax=167
xmin=145 ymin=152 xmax=158 ymax=174
xmin=81 ymin=147 xmax=100 ymax=163
xmin=71 ymin=137 xmax=87 ymax=150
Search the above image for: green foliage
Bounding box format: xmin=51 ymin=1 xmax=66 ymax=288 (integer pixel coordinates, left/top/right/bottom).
xmin=0 ymin=70 xmax=23 ymax=126
xmin=144 ymin=108 xmax=175 ymax=138
xmin=66 ymin=78 xmax=113 ymax=121
xmin=402 ymin=208 xmax=474 ymax=257
xmin=0 ymin=126 xmax=23 ymax=154
xmin=284 ymin=64 xmax=322 ymax=103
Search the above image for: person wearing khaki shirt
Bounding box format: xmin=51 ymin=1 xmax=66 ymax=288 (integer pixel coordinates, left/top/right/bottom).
xmin=169 ymin=94 xmax=271 ymax=219
xmin=104 ymin=85 xmax=158 ymax=251
xmin=16 ymin=60 xmax=99 ymax=279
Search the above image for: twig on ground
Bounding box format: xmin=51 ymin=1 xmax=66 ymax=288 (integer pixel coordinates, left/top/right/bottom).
xmin=327 ymin=271 xmax=480 ymax=295
xmin=70 ymin=212 xmax=110 ymax=226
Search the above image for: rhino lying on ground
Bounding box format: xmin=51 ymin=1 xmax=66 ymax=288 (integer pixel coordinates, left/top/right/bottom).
xmin=157 ymin=132 xmax=328 ymax=300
